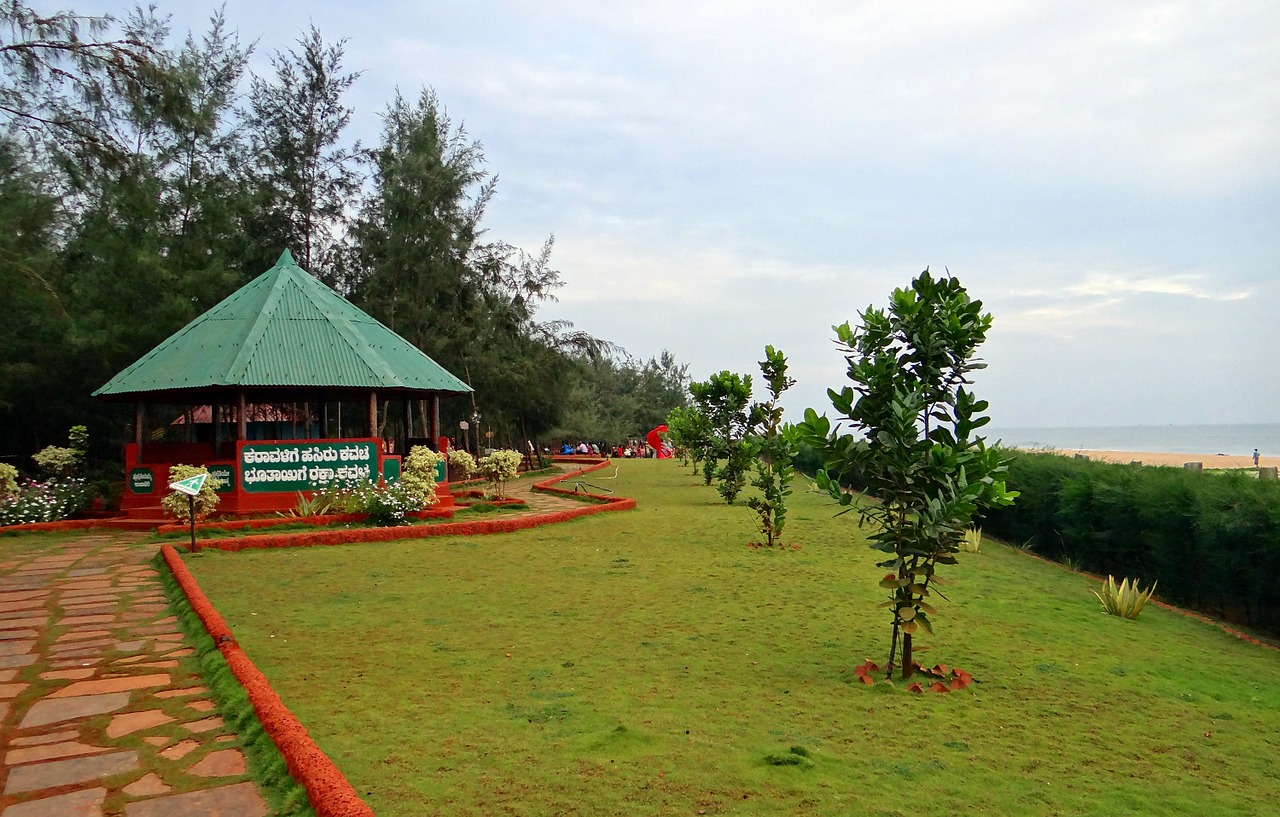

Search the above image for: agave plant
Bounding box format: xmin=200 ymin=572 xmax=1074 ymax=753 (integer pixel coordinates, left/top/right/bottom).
xmin=1093 ymin=575 xmax=1158 ymax=619
xmin=961 ymin=527 xmax=982 ymax=554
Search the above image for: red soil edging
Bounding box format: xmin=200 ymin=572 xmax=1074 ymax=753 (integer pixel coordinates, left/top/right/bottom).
xmin=161 ymin=544 xmax=375 ymax=817
xmin=0 ymin=517 xmax=120 ymax=532
xmin=190 ymin=461 xmax=635 ymax=552
xmin=154 ymin=507 xmax=455 ymax=535
xmin=156 ymin=513 xmax=367 ymax=535
xmin=535 ymin=457 xmax=619 ymax=502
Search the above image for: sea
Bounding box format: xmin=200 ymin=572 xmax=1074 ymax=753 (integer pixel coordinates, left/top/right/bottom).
xmin=985 ymin=424 xmax=1280 ymax=457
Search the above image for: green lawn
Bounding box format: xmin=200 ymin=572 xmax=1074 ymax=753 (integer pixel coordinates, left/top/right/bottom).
xmin=181 ymin=459 xmax=1280 ymax=816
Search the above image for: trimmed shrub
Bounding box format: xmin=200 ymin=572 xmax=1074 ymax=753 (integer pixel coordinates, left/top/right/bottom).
xmin=401 ymin=446 xmax=443 ymax=509
xmin=980 ymin=452 xmax=1280 ymax=634
xmin=160 ymin=465 xmax=220 ymax=522
xmin=448 ymin=449 xmax=477 ymax=480
xmin=478 ymin=449 xmax=523 ymax=499
xmin=0 ymin=464 xmax=17 ymax=497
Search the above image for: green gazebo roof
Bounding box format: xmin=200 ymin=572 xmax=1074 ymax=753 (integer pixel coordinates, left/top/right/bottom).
xmin=94 ymin=250 xmax=472 ymax=400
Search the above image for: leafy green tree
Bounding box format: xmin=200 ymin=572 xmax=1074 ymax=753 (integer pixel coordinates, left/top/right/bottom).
xmin=243 ymin=25 xmax=360 ymax=281
xmin=665 ymin=404 xmax=712 ymax=472
xmin=160 ymin=10 xmax=254 ymax=289
xmin=798 ymin=270 xmax=1017 ymax=680
xmin=2 ymin=8 xmax=251 ymax=462
xmin=351 ymin=88 xmax=613 ymax=445
xmin=0 ymin=136 xmax=70 ymax=456
xmin=554 ymin=350 xmax=689 ymax=443
xmin=690 ymin=371 xmax=752 ymax=501
xmin=349 ymin=88 xmax=489 ymax=344
xmin=0 ymin=1 xmax=166 ymax=163
xmin=745 ymin=346 xmax=797 ymax=547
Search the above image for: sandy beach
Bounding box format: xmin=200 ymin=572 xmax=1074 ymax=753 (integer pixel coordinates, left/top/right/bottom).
xmin=1031 ymin=449 xmax=1280 ymax=469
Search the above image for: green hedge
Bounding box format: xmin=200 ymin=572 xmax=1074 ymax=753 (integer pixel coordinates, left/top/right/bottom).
xmin=979 ymin=452 xmax=1280 ymax=635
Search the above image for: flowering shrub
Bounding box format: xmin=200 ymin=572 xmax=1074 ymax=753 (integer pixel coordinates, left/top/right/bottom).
xmin=478 ymin=449 xmax=523 ymax=499
xmin=329 ymin=479 xmax=420 ymax=526
xmin=401 ymin=446 xmax=443 ymax=508
xmin=0 ymin=477 xmax=93 ymax=526
xmin=448 ymin=449 xmax=477 ymax=480
xmin=160 ymin=464 xmax=220 ymax=523
xmin=0 ymin=464 xmax=17 ymax=497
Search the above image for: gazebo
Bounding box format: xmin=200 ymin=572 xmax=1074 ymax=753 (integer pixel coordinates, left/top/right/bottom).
xmin=94 ymin=249 xmax=472 ymax=518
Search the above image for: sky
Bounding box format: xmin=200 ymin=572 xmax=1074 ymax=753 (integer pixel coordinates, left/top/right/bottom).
xmin=96 ymin=0 xmax=1280 ymax=428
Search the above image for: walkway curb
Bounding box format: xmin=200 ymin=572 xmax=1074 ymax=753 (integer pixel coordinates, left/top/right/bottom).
xmin=160 ymin=545 xmax=375 ymax=817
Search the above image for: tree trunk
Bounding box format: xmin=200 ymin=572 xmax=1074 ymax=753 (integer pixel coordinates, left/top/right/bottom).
xmin=901 ymin=633 xmax=914 ymax=680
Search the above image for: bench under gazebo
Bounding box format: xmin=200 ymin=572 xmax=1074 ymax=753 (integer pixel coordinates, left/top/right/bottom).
xmin=94 ymin=249 xmax=472 ymax=520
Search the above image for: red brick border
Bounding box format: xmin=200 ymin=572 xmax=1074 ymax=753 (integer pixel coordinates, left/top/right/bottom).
xmin=0 ymin=517 xmax=117 ymax=532
xmin=161 ymin=544 xmax=375 ymax=817
xmin=0 ymin=460 xmax=614 ymax=535
xmin=192 ymin=459 xmax=634 ymax=552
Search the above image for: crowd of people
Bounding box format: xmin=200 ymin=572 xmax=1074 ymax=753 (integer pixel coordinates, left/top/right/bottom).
xmin=558 ymin=440 xmax=657 ymax=458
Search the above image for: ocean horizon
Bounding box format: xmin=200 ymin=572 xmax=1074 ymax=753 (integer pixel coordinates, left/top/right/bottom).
xmin=986 ymin=423 xmax=1280 ymax=457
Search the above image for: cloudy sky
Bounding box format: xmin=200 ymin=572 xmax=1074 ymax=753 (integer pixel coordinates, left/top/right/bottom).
xmin=100 ymin=1 xmax=1279 ymax=428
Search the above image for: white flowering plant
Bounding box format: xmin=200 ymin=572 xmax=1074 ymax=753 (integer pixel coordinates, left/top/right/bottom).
xmin=330 ymin=478 xmax=421 ymax=526
xmin=0 ymin=476 xmax=92 ymax=526
xmin=478 ymin=449 xmax=523 ymax=499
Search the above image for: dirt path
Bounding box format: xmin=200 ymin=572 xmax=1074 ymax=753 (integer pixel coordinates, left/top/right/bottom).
xmin=0 ymin=534 xmax=270 ymax=816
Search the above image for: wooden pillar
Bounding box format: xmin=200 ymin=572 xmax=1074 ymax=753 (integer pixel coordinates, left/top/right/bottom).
xmin=367 ymin=391 xmax=378 ymax=438
xmin=237 ymin=391 xmax=247 ymax=441
xmin=430 ymin=394 xmax=440 ymax=443
xmin=134 ymin=401 xmax=144 ymax=463
xmin=212 ymin=400 xmax=222 ymax=456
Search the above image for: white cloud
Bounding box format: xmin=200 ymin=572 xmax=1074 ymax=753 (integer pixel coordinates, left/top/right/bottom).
xmin=1067 ymin=274 xmax=1253 ymax=301
xmin=90 ymin=0 xmax=1280 ymax=426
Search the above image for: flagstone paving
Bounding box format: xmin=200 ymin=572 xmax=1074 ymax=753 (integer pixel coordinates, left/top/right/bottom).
xmin=0 ymin=534 xmax=271 ymax=816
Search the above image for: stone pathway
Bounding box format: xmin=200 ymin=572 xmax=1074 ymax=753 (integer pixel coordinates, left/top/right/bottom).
xmin=496 ymin=465 xmax=620 ymax=519
xmin=0 ymin=534 xmax=270 ymax=816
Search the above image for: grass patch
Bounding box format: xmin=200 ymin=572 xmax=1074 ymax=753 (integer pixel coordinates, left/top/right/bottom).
xmin=183 ymin=460 xmax=1280 ymax=816
xmin=156 ymin=551 xmax=317 ymax=817
xmin=147 ymin=522 xmax=336 ymax=542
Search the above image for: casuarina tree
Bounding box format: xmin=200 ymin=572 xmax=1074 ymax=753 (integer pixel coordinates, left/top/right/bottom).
xmin=798 ymin=269 xmax=1017 ymax=680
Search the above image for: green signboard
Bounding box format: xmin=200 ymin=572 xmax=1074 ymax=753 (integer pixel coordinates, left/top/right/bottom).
xmin=128 ymin=467 xmax=155 ymax=495
xmin=240 ymin=441 xmax=377 ymax=494
xmin=207 ymin=464 xmax=235 ymax=494
xmin=382 ymin=457 xmax=400 ymax=484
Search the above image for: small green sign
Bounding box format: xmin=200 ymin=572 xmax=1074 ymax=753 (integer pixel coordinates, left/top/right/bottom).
xmin=129 ymin=468 xmax=154 ymax=495
xmin=169 ymin=473 xmax=208 ymax=496
xmin=383 ymin=457 xmax=401 ymax=484
xmin=207 ymin=464 xmax=234 ymax=493
xmin=240 ymin=441 xmax=377 ymax=494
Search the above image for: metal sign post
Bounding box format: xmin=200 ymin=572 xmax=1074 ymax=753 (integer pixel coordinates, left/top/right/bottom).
xmin=168 ymin=473 xmax=208 ymax=555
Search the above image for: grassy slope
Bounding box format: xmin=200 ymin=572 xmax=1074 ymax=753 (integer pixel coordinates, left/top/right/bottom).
xmin=183 ymin=460 xmax=1280 ymax=817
